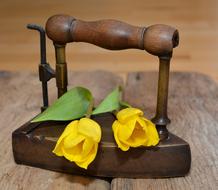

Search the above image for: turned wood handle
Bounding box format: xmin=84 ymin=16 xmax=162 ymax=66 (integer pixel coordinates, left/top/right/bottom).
xmin=46 ymin=14 xmax=179 ymax=56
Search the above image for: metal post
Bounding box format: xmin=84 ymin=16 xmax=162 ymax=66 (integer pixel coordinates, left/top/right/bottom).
xmin=27 ymin=24 xmax=55 ymax=111
xmin=152 ymin=55 xmax=172 ymax=140
xmin=54 ymin=44 xmax=68 ymax=97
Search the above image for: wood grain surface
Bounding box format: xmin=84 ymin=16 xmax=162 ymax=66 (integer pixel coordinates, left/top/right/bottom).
xmin=0 ymin=0 xmax=218 ymax=82
xmin=0 ymin=71 xmax=218 ymax=189
xmin=112 ymin=72 xmax=218 ymax=190
xmin=0 ymin=71 xmax=123 ymax=190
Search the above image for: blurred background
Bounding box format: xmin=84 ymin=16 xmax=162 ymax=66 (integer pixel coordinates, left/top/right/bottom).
xmin=0 ymin=0 xmax=218 ymax=81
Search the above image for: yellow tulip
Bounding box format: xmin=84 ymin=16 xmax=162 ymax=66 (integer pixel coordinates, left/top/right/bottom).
xmin=53 ymin=118 xmax=101 ymax=169
xmin=112 ymin=108 xmax=159 ymax=151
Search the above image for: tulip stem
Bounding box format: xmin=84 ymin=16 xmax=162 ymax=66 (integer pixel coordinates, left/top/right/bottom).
xmin=86 ymin=98 xmax=94 ymax=118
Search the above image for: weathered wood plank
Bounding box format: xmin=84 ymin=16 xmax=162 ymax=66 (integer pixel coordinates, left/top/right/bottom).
xmin=112 ymin=72 xmax=218 ymax=190
xmin=1 ymin=71 xmax=218 ymax=189
xmin=0 ymin=71 xmax=123 ymax=190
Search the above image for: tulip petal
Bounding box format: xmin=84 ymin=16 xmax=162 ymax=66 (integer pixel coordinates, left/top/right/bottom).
xmin=53 ymin=120 xmax=79 ymax=156
xmin=62 ymin=140 xmax=84 ymax=161
xmin=117 ymin=108 xmax=143 ymax=123
xmin=143 ymin=120 xmax=159 ymax=146
xmin=63 ymin=138 xmax=95 ymax=163
xmin=58 ymin=120 xmax=79 ymax=141
xmin=113 ymin=108 xmax=160 ymax=150
xmin=53 ymin=118 xmax=101 ymax=169
xmin=52 ymin=141 xmax=64 ymax=156
xmin=78 ymin=118 xmax=101 ymax=142
xmin=64 ymin=134 xmax=84 ymax=149
xmin=79 ymin=138 xmax=95 ymax=160
xmin=75 ymin=143 xmax=98 ymax=169
xmin=124 ymin=121 xmax=147 ymax=147
xmin=112 ymin=121 xmax=130 ymax=151
xmin=117 ymin=118 xmax=136 ymax=141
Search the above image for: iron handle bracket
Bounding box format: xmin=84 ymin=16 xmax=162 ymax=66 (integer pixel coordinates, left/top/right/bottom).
xmin=39 ymin=63 xmax=55 ymax=82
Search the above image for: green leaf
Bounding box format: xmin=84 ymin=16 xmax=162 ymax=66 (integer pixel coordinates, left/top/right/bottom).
xmin=120 ymin=101 xmax=132 ymax=108
xmin=31 ymin=87 xmax=92 ymax=122
xmin=92 ymin=87 xmax=121 ymax=115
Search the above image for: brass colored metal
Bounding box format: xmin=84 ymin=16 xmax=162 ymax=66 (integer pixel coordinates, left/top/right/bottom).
xmin=54 ymin=44 xmax=68 ymax=97
xmin=152 ymin=56 xmax=171 ymax=140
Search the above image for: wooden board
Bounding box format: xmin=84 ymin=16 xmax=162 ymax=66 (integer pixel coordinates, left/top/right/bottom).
xmin=0 ymin=71 xmax=123 ymax=190
xmin=1 ymin=71 xmax=218 ymax=189
xmin=112 ymin=72 xmax=218 ymax=189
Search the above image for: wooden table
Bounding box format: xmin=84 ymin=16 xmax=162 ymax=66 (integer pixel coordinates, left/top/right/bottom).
xmin=0 ymin=71 xmax=217 ymax=189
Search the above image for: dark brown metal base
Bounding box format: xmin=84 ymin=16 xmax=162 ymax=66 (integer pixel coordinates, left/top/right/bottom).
xmin=12 ymin=113 xmax=191 ymax=178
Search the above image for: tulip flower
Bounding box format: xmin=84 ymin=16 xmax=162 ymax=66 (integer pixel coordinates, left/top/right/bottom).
xmin=53 ymin=118 xmax=101 ymax=169
xmin=112 ymin=108 xmax=159 ymax=151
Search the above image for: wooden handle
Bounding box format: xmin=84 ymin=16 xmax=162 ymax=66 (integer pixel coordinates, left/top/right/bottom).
xmin=46 ymin=14 xmax=179 ymax=56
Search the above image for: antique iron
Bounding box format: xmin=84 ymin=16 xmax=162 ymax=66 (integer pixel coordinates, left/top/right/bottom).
xmin=12 ymin=15 xmax=191 ymax=178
